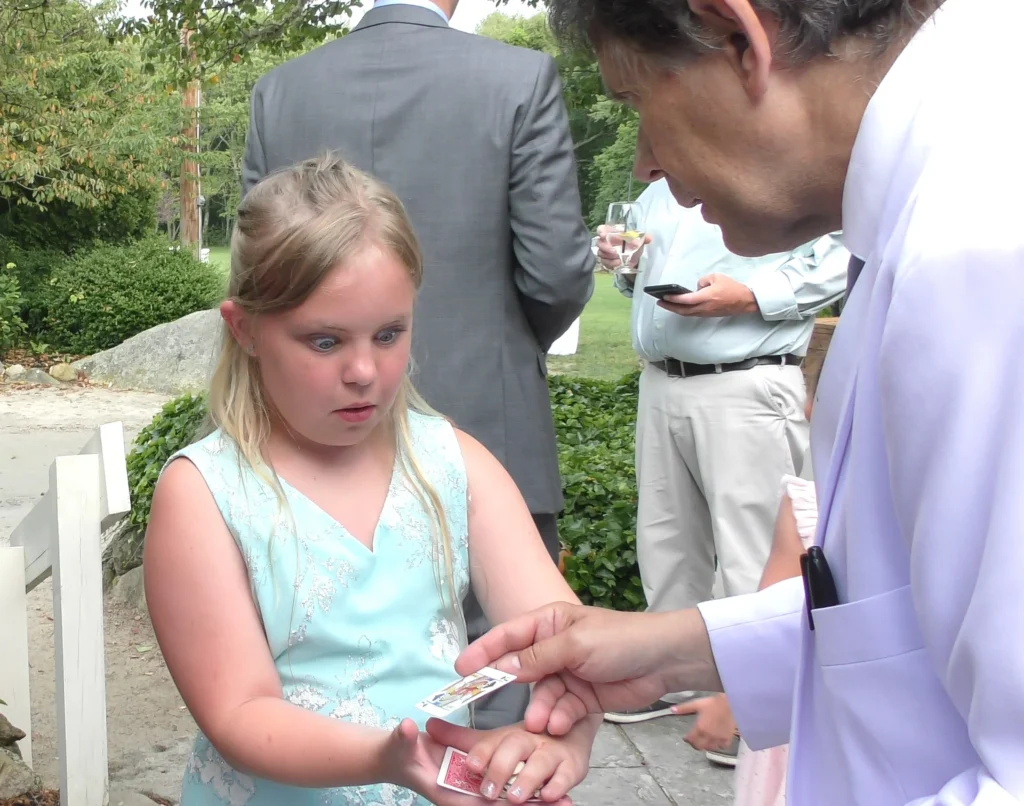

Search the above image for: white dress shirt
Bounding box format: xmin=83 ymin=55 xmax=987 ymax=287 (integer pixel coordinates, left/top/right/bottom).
xmin=615 ymin=179 xmax=848 ymax=364
xmin=697 ymin=0 xmax=1024 ymax=803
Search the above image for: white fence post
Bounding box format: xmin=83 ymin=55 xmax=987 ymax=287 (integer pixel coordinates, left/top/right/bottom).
xmin=0 ymin=546 xmax=32 ymax=765
xmin=51 ymin=454 xmax=109 ymax=806
xmin=5 ymin=421 xmax=130 ymax=806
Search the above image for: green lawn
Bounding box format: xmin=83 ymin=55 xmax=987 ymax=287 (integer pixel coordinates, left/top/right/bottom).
xmin=547 ymin=272 xmax=638 ymax=381
xmin=206 ymin=245 xmax=635 ymax=381
xmin=208 ymin=245 xmax=231 ymax=274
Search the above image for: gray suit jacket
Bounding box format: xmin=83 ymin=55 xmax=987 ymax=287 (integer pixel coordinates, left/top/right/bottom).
xmin=242 ymin=4 xmax=594 ymax=515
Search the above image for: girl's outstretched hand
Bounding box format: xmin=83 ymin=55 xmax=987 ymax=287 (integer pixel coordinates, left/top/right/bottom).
xmin=426 ymin=718 xmax=590 ymax=804
xmin=381 ymin=718 xmax=490 ymax=806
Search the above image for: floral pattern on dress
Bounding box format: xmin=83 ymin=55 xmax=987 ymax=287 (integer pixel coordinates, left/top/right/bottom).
xmin=185 ymin=738 xmax=257 ymax=806
xmin=428 ymin=616 xmax=461 ymax=663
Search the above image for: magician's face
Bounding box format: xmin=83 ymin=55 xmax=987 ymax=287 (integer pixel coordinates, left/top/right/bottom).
xmin=598 ymin=45 xmax=847 ymax=257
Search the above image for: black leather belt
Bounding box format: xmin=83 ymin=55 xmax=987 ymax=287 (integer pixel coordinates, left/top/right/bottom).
xmin=649 ymin=353 xmax=804 ymax=378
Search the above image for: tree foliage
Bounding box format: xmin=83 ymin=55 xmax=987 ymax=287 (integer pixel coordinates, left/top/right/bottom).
xmin=121 ymin=0 xmax=358 ymax=84
xmin=0 ymin=0 xmax=176 ymax=211
xmin=477 ymin=9 xmax=641 ymax=227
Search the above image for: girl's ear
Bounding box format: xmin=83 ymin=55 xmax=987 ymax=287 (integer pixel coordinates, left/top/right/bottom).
xmin=220 ymin=300 xmax=256 ymax=355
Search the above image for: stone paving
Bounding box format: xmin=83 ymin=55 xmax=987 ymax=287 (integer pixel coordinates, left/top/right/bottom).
xmin=574 ymin=720 xmax=734 ymax=806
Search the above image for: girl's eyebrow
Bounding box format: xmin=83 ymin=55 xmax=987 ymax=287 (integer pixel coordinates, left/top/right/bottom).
xmin=305 ymin=316 xmax=411 ymax=333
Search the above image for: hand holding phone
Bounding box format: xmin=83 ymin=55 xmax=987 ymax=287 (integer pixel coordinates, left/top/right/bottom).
xmin=643 ymin=283 xmax=694 ymax=299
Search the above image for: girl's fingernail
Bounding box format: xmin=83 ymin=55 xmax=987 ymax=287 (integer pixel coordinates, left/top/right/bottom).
xmin=510 ymin=655 xmax=522 ymax=671
xmin=510 ymin=786 xmax=523 ymax=800
xmin=481 ymin=782 xmax=497 ymax=799
xmin=468 ymin=756 xmax=484 ymax=770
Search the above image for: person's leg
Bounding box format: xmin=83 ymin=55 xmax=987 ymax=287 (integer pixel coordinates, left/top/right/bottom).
xmin=635 ymin=365 xmax=717 ymax=610
xmin=698 ymin=365 xmax=809 ymax=599
xmin=465 ymin=513 xmax=560 ymax=729
xmin=604 ymin=366 xmax=713 ymax=723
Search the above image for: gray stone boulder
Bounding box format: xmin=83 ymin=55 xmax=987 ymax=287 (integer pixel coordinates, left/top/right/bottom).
xmin=112 ymin=565 xmax=148 ymax=615
xmin=18 ymin=368 xmax=61 ymax=386
xmin=0 ymin=713 xmax=26 ymax=755
xmin=73 ymin=308 xmax=222 ymax=395
xmin=0 ymin=746 xmax=41 ymax=798
xmin=4 ymin=363 xmax=25 ymax=381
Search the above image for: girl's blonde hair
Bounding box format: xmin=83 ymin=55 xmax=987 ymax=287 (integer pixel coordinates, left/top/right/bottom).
xmin=208 ymin=153 xmax=462 ymax=631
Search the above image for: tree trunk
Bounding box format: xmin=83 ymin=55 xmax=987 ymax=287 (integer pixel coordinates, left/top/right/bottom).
xmin=179 ymin=27 xmax=201 ymax=259
xmin=179 ymin=77 xmax=201 ymax=255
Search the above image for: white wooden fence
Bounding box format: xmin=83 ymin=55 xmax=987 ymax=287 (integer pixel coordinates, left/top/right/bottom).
xmin=0 ymin=422 xmax=131 ymax=806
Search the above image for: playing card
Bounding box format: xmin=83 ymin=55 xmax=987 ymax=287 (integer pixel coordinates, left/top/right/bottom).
xmin=436 ymin=748 xmax=541 ymax=801
xmin=416 ymin=667 xmax=517 ymax=718
xmin=437 ymin=747 xmax=485 ymax=796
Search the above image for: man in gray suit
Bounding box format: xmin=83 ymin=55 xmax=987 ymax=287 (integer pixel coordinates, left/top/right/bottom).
xmin=241 ymin=0 xmax=595 ymax=728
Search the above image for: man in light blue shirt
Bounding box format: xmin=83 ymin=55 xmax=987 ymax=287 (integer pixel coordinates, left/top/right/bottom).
xmin=600 ymin=178 xmax=847 ymax=741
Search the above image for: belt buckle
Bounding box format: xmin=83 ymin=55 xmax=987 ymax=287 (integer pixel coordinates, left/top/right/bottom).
xmin=667 ymin=359 xmax=683 ymax=378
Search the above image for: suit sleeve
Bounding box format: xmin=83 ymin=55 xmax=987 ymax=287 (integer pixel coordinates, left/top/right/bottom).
xmin=508 ymin=55 xmax=595 ymax=351
xmin=241 ymin=81 xmax=269 ymax=200
xmin=878 ymin=221 xmax=1024 ymax=804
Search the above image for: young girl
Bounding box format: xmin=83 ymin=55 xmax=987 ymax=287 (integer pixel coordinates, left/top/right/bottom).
xmin=143 ymin=156 xmax=599 ymax=806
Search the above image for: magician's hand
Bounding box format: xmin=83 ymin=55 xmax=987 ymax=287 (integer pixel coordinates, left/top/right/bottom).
xmin=454 ymin=603 xmax=719 ymax=737
xmin=659 ymin=273 xmax=758 ymax=318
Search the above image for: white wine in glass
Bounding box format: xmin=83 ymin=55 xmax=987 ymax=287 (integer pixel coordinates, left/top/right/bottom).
xmin=605 ymin=202 xmax=646 ymax=273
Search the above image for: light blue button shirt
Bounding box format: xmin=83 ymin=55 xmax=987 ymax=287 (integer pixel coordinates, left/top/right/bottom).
xmin=614 ymin=179 xmax=849 ymax=365
xmin=371 ymin=0 xmax=449 ymax=22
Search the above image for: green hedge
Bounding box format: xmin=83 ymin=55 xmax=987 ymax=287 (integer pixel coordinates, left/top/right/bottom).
xmin=0 ymin=241 xmax=69 ymax=334
xmin=550 ymin=373 xmax=644 ymax=611
xmin=109 ymin=373 xmax=645 ymax=612
xmin=34 ymin=237 xmax=224 ymax=354
xmin=0 ymin=262 xmax=27 ymax=352
xmin=106 ymin=393 xmax=210 ymax=578
xmin=0 ymin=187 xmax=157 ymax=254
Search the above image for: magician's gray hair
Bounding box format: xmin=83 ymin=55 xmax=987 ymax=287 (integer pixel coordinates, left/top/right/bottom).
xmin=549 ymin=0 xmax=943 ymax=67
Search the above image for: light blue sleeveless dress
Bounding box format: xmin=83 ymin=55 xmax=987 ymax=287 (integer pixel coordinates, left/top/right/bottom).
xmin=167 ymin=410 xmax=471 ymax=806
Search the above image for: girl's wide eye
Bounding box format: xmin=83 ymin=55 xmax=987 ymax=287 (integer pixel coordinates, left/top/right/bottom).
xmin=376 ymin=328 xmax=402 ymax=346
xmin=310 ymin=336 xmax=336 ymax=352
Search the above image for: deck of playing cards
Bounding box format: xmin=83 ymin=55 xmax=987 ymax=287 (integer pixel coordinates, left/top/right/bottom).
xmin=436 ymin=748 xmax=541 ymax=801
xmin=416 ymin=667 xmax=517 ymax=718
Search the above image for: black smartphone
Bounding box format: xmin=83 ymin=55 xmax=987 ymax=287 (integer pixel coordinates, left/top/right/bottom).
xmin=643 ymin=283 xmax=693 ymax=299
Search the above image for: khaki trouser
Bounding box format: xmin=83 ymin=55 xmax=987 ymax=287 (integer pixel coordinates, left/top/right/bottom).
xmin=635 ymin=362 xmax=810 ymax=615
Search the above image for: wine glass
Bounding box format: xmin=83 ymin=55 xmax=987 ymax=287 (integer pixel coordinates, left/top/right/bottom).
xmin=605 ymin=202 xmax=646 ymax=274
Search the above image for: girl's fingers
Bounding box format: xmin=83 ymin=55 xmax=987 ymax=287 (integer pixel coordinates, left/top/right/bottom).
xmin=393 ymin=717 xmax=419 ymax=745
xmin=500 ymin=748 xmax=559 ymax=805
xmin=479 ymin=735 xmax=539 ymax=800
xmin=538 ymin=759 xmax=581 ymax=802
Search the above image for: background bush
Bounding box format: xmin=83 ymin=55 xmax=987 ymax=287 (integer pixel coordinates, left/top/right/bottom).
xmin=106 ymin=393 xmax=210 ymax=577
xmin=0 ymin=240 xmax=69 ymax=336
xmin=34 ymin=236 xmax=224 ymax=354
xmin=107 ymin=374 xmax=645 ymax=612
xmin=0 ymin=261 xmax=27 ymax=352
xmin=550 ymin=372 xmax=644 ymax=611
xmin=0 ymin=187 xmax=157 ymax=255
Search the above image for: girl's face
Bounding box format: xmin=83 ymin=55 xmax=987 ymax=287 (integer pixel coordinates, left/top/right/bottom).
xmin=229 ymin=243 xmax=415 ymax=448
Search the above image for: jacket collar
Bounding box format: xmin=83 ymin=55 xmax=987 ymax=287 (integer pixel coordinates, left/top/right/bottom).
xmin=351 ymin=3 xmax=450 ymax=33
